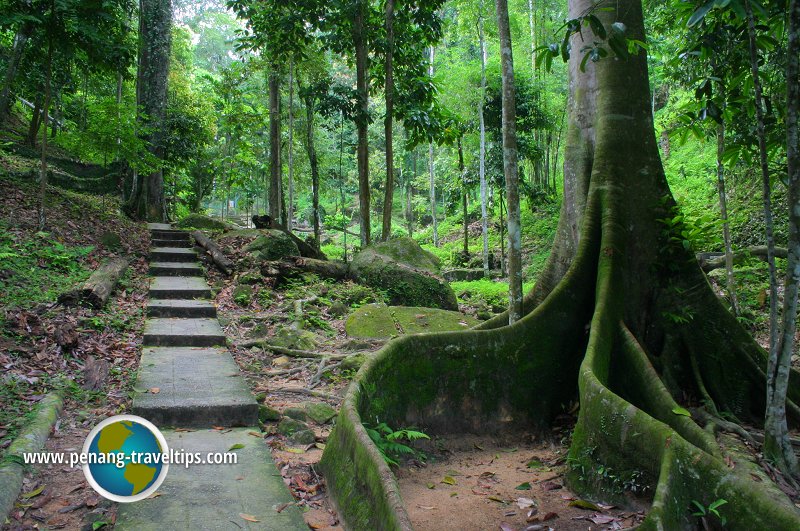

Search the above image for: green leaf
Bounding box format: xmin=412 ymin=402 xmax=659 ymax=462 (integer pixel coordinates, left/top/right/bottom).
xmin=672 ymin=406 xmax=692 ymax=417
xmin=442 ymin=476 xmax=457 ymax=485
xmin=22 ymin=486 xmax=44 ymax=499
xmin=586 ymin=15 xmax=606 ymax=39
xmin=526 ymin=459 xmax=544 ymax=468
xmin=687 ymin=1 xmax=715 ymax=27
xmin=569 ymin=499 xmax=602 ymax=510
xmin=228 ymin=443 xmax=245 ymax=451
xmin=93 ymin=521 xmax=109 ymax=530
xmin=515 ymin=482 xmax=532 ymax=490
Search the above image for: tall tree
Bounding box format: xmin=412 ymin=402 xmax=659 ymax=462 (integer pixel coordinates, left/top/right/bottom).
xmin=428 ymin=46 xmax=438 ymax=247
xmin=268 ymin=71 xmax=282 ymax=223
xmin=353 ymin=0 xmax=371 ymax=247
xmin=381 ymin=0 xmax=396 ymax=241
xmin=127 ymin=0 xmax=172 ymax=221
xmin=478 ymin=0 xmax=489 ymax=276
xmin=495 ymin=0 xmax=522 ymax=323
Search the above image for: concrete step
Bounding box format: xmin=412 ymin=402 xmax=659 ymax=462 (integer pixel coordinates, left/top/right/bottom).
xmin=146 ymin=223 xmax=173 ymax=231
xmin=147 ymin=300 xmax=217 ymax=318
xmin=132 ymin=347 xmax=256 ymax=427
xmin=150 ymin=277 xmax=211 ymax=300
xmin=151 ymin=230 xmax=190 ymax=241
xmin=153 ymin=238 xmax=192 ymax=248
xmin=151 ymin=247 xmax=197 ymax=263
xmin=115 ymin=428 xmax=305 ymax=530
xmin=149 ymin=261 xmax=203 ymax=277
xmin=143 ymin=318 xmax=226 ymax=347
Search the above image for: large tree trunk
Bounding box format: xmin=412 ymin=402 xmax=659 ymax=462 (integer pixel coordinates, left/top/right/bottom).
xmin=26 ymin=94 xmax=42 ymax=148
xmin=381 ymin=0 xmax=395 ymax=242
xmin=716 ymin=121 xmax=738 ymax=315
xmin=268 ymin=71 xmax=282 ymax=224
xmin=287 ymin=58 xmax=295 ymax=231
xmin=354 ymin=2 xmax=370 ymax=248
xmin=478 ymin=1 xmax=489 ymax=277
xmin=765 ymin=0 xmax=800 ymax=479
xmin=38 ymin=37 xmax=53 ymax=232
xmin=127 ymin=0 xmax=171 ymax=222
xmin=0 ymin=23 xmax=31 ymax=121
xmin=427 ymin=46 xmax=438 ymax=248
xmin=496 ymin=0 xmax=523 ymax=324
xmin=301 ymin=90 xmax=322 ymax=250
xmin=458 ymin=136 xmax=468 ymax=257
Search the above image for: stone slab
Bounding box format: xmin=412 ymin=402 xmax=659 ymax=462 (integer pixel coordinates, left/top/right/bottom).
xmin=147 ymin=223 xmax=172 ymax=231
xmin=149 ymin=262 xmax=204 ymax=277
xmin=152 ymin=238 xmax=192 ymax=248
xmin=151 ymin=230 xmax=190 ymax=241
xmin=147 ymin=299 xmax=217 ymax=318
xmin=143 ymin=318 xmax=225 ymax=347
xmin=150 ymin=277 xmax=211 ymax=300
xmin=115 ymin=428 xmax=305 ymax=530
xmin=150 ymin=247 xmax=198 ymax=263
xmin=132 ymin=347 xmax=256 ymax=427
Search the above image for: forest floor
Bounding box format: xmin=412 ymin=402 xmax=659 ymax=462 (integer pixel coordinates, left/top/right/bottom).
xmin=0 ymin=172 xmax=150 ymax=530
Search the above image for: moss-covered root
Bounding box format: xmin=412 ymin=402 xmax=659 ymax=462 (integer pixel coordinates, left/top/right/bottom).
xmin=319 ymin=385 xmax=413 ymax=531
xmin=0 ymin=392 xmax=64 ymax=520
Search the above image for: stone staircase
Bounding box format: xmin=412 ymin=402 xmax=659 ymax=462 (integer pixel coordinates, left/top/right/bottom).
xmin=116 ymin=223 xmax=305 ymax=530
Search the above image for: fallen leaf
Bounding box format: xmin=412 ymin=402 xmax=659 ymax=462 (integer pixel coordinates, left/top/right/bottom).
xmin=442 ymin=476 xmax=457 ymax=485
xmin=488 ymin=495 xmax=506 ymax=503
xmin=541 ymin=481 xmax=562 ymax=491
xmin=516 ymin=497 xmax=536 ymax=509
xmin=228 ymin=443 xmax=245 ymax=451
xmin=569 ymin=499 xmax=602 ymax=511
xmin=240 ymin=513 xmax=259 ymax=522
xmin=21 ymin=486 xmax=45 ymax=499
xmin=515 ymin=482 xmax=532 ymax=490
xmin=148 ymin=492 xmax=162 ymax=499
xmin=426 ymin=482 xmax=435 ymax=489
xmin=589 ymin=514 xmax=619 ymax=524
xmin=542 ymin=512 xmax=558 ymax=521
xmin=248 ymin=431 xmax=262 ymax=437
xmin=417 ymin=505 xmax=436 ymax=510
xmin=149 ymin=387 xmax=160 ymax=394
xmin=671 ymin=406 xmax=691 ymax=417
xmin=500 ymin=522 xmax=515 ymax=531
xmin=526 ymin=459 xmax=544 ymax=469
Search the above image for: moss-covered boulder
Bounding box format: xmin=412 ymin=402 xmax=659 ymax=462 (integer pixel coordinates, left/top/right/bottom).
xmin=245 ymin=230 xmax=299 ymax=261
xmin=270 ymin=324 xmax=320 ymax=351
xmin=304 ymin=402 xmax=337 ymax=424
xmin=349 ymin=239 xmax=457 ymax=310
xmin=175 ymin=213 xmax=230 ymax=231
xmin=232 ymin=284 xmax=252 ymax=306
xmin=345 ymin=303 xmax=478 ymax=339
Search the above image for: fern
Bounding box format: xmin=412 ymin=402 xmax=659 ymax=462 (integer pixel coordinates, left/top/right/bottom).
xmin=365 ymin=422 xmax=430 ymax=467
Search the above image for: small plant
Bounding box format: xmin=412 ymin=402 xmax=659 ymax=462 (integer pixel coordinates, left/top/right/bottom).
xmin=365 ymin=422 xmax=430 ymax=467
xmin=691 ymin=498 xmax=728 ymax=528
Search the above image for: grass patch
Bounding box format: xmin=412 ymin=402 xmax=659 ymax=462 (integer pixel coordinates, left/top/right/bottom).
xmin=451 ymin=278 xmax=535 ymax=310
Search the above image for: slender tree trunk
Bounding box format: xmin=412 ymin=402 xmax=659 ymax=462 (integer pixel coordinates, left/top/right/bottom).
xmin=0 ymin=23 xmax=31 ymax=121
xmin=716 ymin=121 xmax=738 ymax=315
xmin=381 ymin=0 xmax=396 ymax=242
xmin=408 ymin=144 xmax=416 ymax=237
xmin=496 ymin=0 xmax=523 ymax=324
xmin=479 ymin=0 xmax=490 ymax=276
xmin=268 ymin=71 xmax=282 ymax=224
xmin=302 ymin=91 xmax=322 ymax=251
xmin=459 ymin=136 xmax=468 ymax=256
xmin=428 ymin=46 xmax=438 ymax=247
xmin=27 ymin=94 xmax=42 ymax=148
xmin=38 ymin=37 xmax=53 ymax=231
xmin=287 ymin=58 xmax=295 ymax=231
xmin=765 ymin=0 xmax=800 ymax=479
xmin=354 ymin=1 xmax=370 ymax=247
xmin=499 ymin=188 xmax=506 ymax=277
xmin=339 ymin=111 xmax=348 ymax=261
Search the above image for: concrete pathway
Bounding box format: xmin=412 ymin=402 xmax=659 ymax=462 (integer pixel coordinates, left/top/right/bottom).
xmin=116 ymin=223 xmax=304 ymax=530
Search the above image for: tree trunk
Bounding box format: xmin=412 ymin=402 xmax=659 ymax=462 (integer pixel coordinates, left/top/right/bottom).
xmin=354 ymin=1 xmax=370 ymax=248
xmin=191 ymin=230 xmax=234 ymax=275
xmin=716 ymin=121 xmax=738 ymax=315
xmin=27 ymin=94 xmax=42 ymax=148
xmin=0 ymin=23 xmax=31 ymax=121
xmin=479 ymin=1 xmax=489 ymax=277
xmin=765 ymin=0 xmax=800 ymax=479
xmin=458 ymin=136 xmax=468 ymax=257
xmin=381 ymin=0 xmax=395 ymax=242
xmin=287 ymin=57 xmax=295 ymax=231
xmin=301 ymin=91 xmax=322 ymax=251
xmin=38 ymin=37 xmax=53 ymax=232
xmin=428 ymin=46 xmax=438 ymax=248
xmin=127 ymin=0 xmax=171 ymax=222
xmin=496 ymin=0 xmax=523 ymax=324
xmin=63 ymin=258 xmax=130 ymax=309
xmin=407 ymin=144 xmax=415 ymax=237
xmin=268 ymin=71 xmax=282 ymax=225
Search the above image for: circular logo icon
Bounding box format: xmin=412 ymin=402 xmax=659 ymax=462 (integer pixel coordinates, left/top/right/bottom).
xmin=82 ymin=415 xmax=169 ymax=502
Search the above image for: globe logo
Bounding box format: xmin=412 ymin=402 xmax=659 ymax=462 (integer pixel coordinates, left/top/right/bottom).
xmin=81 ymin=415 xmax=169 ymax=502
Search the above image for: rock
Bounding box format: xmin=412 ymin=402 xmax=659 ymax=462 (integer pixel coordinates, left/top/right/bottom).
xmin=273 ymin=356 xmax=291 ymax=367
xmin=304 ymin=402 xmax=337 ymax=424
xmin=254 ymin=392 xmax=267 ymax=403
xmin=245 ymin=230 xmax=299 ymax=261
xmin=349 ymin=238 xmax=457 ymax=310
xmin=238 ymin=272 xmax=262 ymax=285
xmin=345 ymin=304 xmax=478 ymax=339
xmin=477 ymin=310 xmax=493 ymax=321
xmin=175 ymin=213 xmax=230 ymax=231
xmin=340 ymin=353 xmax=368 ymax=372
xmin=442 ymin=268 xmax=486 ymax=282
xmin=278 ymin=417 xmax=309 ymax=436
xmin=283 ymin=407 xmax=307 ymax=421
xmin=341 ymin=338 xmax=376 ymax=351
xmin=288 ymin=429 xmax=316 ymax=445
xmin=99 ymin=231 xmax=121 ymax=249
xmin=258 ymin=405 xmax=280 ymax=422
xmin=329 ymin=302 xmax=349 ymax=317
xmin=270 ymin=325 xmax=320 ymax=351
xmin=232 ymin=284 xmax=253 ymax=306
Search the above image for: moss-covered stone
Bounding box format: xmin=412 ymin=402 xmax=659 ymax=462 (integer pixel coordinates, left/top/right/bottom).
xmin=344 ymin=304 xmax=478 ymax=339
xmin=99 ymin=231 xmax=121 ymax=249
xmin=175 ymin=213 xmax=230 ymax=231
xmin=258 ymin=405 xmax=280 ymax=422
xmin=245 ymin=230 xmax=299 ymax=261
xmin=304 ymin=402 xmax=337 ymax=424
xmin=283 ymin=407 xmax=307 ymax=421
xmin=270 ymin=325 xmax=321 ymax=351
xmin=277 ymin=417 xmax=308 ymax=436
xmin=349 ymin=238 xmax=457 ymax=310
xmin=238 ymin=272 xmax=262 ymax=285
xmin=329 ymin=302 xmax=349 ymax=317
xmin=288 ymin=429 xmax=316 ymax=445
xmin=254 ymin=392 xmax=267 ymax=404
xmin=340 ymin=353 xmax=368 ymax=372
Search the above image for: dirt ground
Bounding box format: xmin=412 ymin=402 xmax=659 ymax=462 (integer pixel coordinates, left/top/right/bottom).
xmin=397 ymin=434 xmax=645 ymax=531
